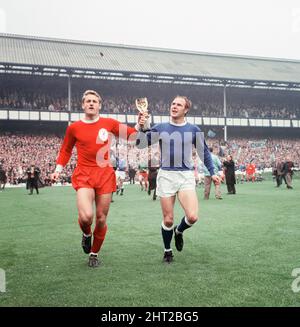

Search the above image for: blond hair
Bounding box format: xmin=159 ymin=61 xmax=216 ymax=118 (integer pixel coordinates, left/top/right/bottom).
xmin=82 ymin=90 xmax=102 ymax=103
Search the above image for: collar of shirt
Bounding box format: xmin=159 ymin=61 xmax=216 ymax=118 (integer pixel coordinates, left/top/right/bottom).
xmin=169 ymin=120 xmax=187 ymax=127
xmin=80 ymin=116 xmax=100 ymax=124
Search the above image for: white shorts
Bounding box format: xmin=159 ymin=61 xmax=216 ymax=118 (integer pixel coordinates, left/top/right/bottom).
xmin=156 ymin=169 xmax=196 ymax=197
xmin=116 ymin=170 xmax=126 ymax=180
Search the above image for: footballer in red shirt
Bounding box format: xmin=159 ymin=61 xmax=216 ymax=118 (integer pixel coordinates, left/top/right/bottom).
xmin=246 ymin=162 xmax=256 ymax=182
xmin=51 ymin=90 xmax=148 ymax=267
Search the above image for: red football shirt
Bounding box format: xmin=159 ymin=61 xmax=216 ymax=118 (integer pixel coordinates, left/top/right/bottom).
xmin=56 ymin=117 xmax=137 ymax=168
xmin=246 ymin=163 xmax=256 ymax=175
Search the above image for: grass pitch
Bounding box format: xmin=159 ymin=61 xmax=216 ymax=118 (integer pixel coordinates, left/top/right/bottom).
xmin=0 ymin=180 xmax=300 ymax=307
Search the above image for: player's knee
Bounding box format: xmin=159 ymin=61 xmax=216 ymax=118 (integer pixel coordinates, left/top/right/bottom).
xmin=96 ymin=213 xmax=107 ymax=225
xmin=163 ymin=215 xmax=174 ymax=228
xmin=186 ymin=214 xmax=198 ymax=224
xmin=79 ymin=213 xmax=93 ymax=225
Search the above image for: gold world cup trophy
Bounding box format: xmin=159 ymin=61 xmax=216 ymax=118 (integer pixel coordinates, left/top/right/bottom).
xmin=135 ymin=97 xmax=149 ymax=116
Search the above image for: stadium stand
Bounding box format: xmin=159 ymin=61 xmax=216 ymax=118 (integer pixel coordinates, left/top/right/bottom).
xmin=1 ymin=76 xmax=300 ymax=119
xmin=0 ymin=33 xmax=299 ymax=186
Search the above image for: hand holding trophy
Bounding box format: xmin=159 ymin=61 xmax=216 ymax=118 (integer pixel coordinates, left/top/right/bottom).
xmin=136 ymin=97 xmax=150 ymax=130
xmin=135 ymin=97 xmax=149 ymax=116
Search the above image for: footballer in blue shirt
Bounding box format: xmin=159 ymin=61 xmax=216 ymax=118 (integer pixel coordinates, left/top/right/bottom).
xmin=137 ymin=96 xmax=220 ymax=263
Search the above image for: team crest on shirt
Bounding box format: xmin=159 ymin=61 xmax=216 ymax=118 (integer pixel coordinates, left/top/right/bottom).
xmin=98 ymin=128 xmax=108 ymax=142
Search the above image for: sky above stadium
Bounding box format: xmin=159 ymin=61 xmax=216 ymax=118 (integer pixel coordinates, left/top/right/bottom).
xmin=0 ymin=0 xmax=299 ymax=60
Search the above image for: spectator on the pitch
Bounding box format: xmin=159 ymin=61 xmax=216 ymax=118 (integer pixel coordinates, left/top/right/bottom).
xmin=282 ymin=156 xmax=294 ymax=189
xmin=223 ymin=155 xmax=236 ymax=194
xmin=204 ymin=147 xmax=222 ymax=200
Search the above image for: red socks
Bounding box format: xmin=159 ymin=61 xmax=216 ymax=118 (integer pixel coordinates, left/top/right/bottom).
xmin=91 ymin=224 xmax=108 ymax=253
xmin=78 ymin=218 xmax=108 ymax=254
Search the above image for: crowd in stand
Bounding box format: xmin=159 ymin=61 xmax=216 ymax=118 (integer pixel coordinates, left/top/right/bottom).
xmin=1 ymin=77 xmax=300 ymax=119
xmin=206 ymin=138 xmax=300 ymax=171
xmin=1 ymin=91 xmax=300 ymax=119
xmin=1 ymin=78 xmax=299 ymax=185
xmin=0 ymin=132 xmax=299 ymax=186
xmin=0 ymin=133 xmax=76 ymax=185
